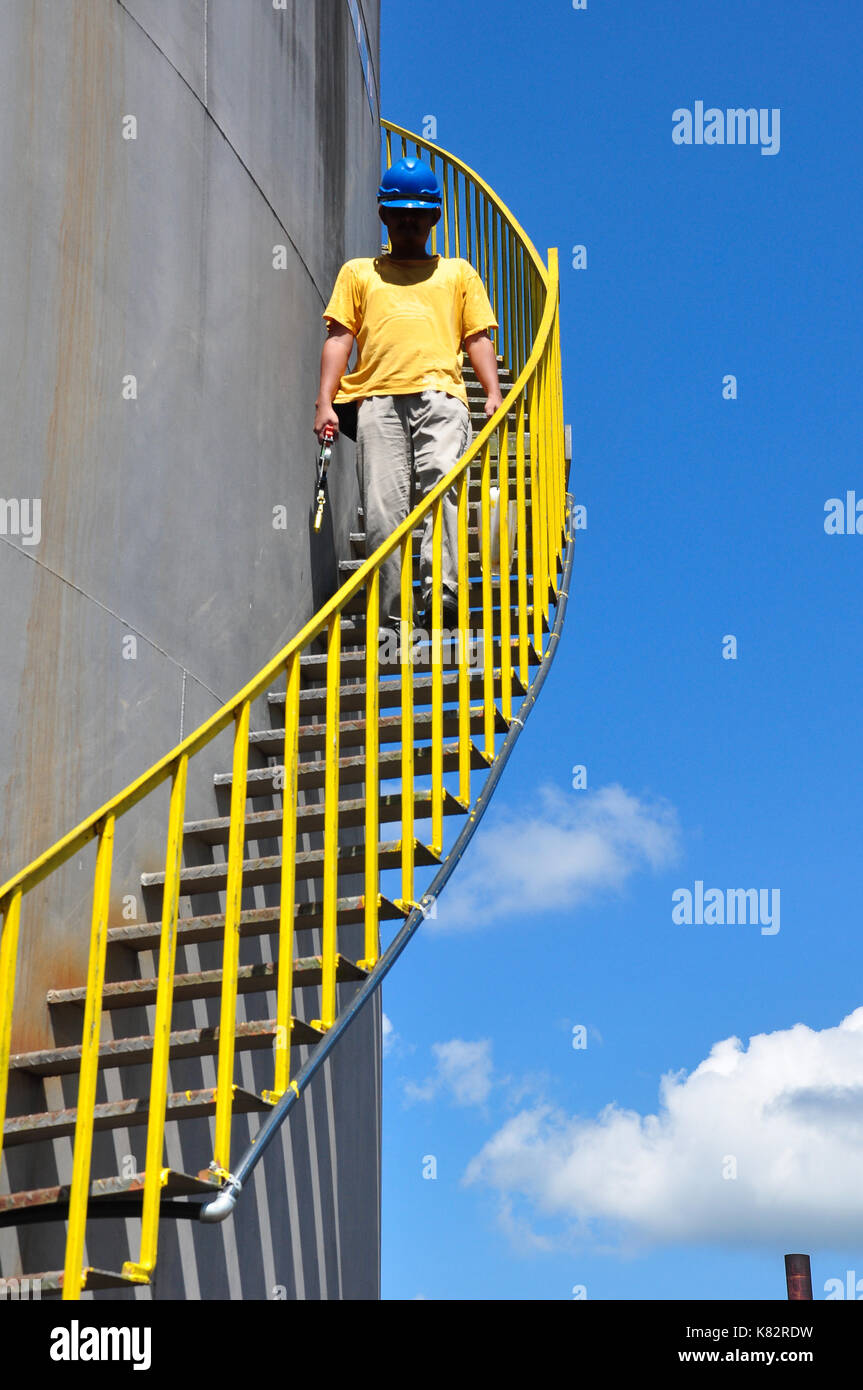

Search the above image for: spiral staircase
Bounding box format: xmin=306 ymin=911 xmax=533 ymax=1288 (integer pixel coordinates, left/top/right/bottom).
xmin=0 ymin=120 xmax=573 ymax=1299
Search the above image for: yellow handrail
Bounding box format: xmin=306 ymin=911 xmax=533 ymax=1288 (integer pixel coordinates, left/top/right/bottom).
xmin=0 ymin=119 xmax=568 ymax=1298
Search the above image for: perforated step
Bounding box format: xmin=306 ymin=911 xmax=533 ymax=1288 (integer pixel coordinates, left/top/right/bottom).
xmin=0 ymin=1168 xmax=221 ymax=1226
xmin=9 ymin=1018 xmax=322 ymax=1079
xmin=3 ymin=1087 xmax=272 ymax=1149
xmin=106 ymin=893 xmax=409 ymax=954
xmin=47 ymin=955 xmax=367 ymax=1011
xmin=275 ymin=667 xmax=526 ymax=719
xmin=182 ymin=786 xmax=468 ymax=848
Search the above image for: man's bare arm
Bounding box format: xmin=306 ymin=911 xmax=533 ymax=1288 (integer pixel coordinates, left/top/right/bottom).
xmin=314 ymin=321 xmax=355 ymax=440
xmin=464 ymin=330 xmax=503 ymax=418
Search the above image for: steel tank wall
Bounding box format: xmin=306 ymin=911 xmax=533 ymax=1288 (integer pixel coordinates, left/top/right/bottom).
xmin=0 ymin=0 xmax=382 ymax=1299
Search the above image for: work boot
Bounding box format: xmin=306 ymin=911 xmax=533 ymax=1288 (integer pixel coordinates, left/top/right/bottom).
xmin=420 ymin=588 xmax=459 ymax=628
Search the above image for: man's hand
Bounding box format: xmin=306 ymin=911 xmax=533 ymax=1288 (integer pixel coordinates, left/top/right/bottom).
xmin=483 ymin=389 xmax=504 ymax=419
xmin=314 ymin=402 xmax=339 ymax=442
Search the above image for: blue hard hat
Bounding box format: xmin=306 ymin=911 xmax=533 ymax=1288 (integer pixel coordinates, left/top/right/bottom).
xmin=377 ymin=156 xmax=442 ymax=208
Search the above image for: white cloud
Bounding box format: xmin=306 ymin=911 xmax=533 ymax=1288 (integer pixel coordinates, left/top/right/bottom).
xmin=405 ymin=1038 xmax=494 ymax=1108
xmin=382 ymin=1012 xmax=396 ymax=1057
xmin=430 ymin=783 xmax=680 ymax=931
xmin=464 ymin=1008 xmax=863 ymax=1250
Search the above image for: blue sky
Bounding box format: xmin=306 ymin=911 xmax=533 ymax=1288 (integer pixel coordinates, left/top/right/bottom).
xmin=374 ymin=0 xmax=863 ymax=1300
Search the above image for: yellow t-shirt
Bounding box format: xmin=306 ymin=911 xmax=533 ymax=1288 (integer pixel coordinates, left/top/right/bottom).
xmin=321 ymin=254 xmax=498 ymax=408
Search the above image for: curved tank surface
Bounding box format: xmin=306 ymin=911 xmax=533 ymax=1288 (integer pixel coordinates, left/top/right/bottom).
xmin=0 ymin=0 xmax=382 ymax=1299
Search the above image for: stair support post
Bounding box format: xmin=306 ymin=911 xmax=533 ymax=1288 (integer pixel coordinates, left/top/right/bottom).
xmin=515 ymin=393 xmax=530 ymax=690
xmin=63 ymin=812 xmax=116 ymax=1301
xmin=124 ymin=753 xmax=188 ymax=1281
xmin=271 ymin=654 xmax=300 ymax=1097
xmin=0 ymin=887 xmax=23 ymax=1182
xmin=480 ymin=437 xmax=496 ymax=760
xmin=550 ymin=266 xmax=566 ymax=569
xmin=362 ymin=575 xmax=381 ymax=969
xmin=456 ymin=470 xmax=471 ymax=806
xmin=498 ymin=413 xmax=513 ymax=723
xmin=399 ymin=531 xmax=415 ymax=907
xmin=430 ymin=497 xmax=444 ymax=856
xmin=314 ymin=615 xmax=341 ymax=1031
xmin=453 ymin=168 xmax=461 ymax=259
xmin=506 ymin=221 xmax=517 ymax=378
xmin=528 ymin=372 xmax=544 ymax=659
xmin=537 ymin=352 xmax=550 ymax=628
xmin=491 ymin=204 xmax=499 ymax=358
xmin=213 ymin=700 xmax=250 ymax=1175
xmin=466 ymin=175 xmax=474 ymax=269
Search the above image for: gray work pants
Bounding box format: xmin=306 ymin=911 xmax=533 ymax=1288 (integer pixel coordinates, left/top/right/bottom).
xmin=355 ymin=390 xmax=472 ymax=625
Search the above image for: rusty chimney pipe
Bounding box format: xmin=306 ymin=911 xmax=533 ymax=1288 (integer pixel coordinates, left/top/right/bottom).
xmin=785 ymin=1253 xmax=813 ymax=1300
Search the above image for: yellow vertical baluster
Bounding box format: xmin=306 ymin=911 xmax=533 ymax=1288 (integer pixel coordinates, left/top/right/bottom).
xmin=398 ymin=532 xmax=415 ymax=907
xmin=465 ymin=178 xmax=473 ymax=267
xmin=363 ymin=574 xmax=381 ymax=968
xmin=457 ymin=471 xmax=471 ymax=806
xmin=490 ymin=206 xmax=498 ymax=349
xmin=213 ymin=701 xmax=250 ymax=1175
xmin=314 ymin=615 xmax=341 ymax=1029
xmin=549 ymin=297 xmax=562 ymax=583
xmin=518 ymin=244 xmax=528 ymax=375
xmin=547 ymin=301 xmax=559 ymax=575
xmin=453 ymin=170 xmax=461 ymax=259
xmin=430 ymin=498 xmax=444 ymax=856
xmin=498 ymin=414 xmax=513 ymax=723
xmin=537 ymin=353 xmax=550 ymax=626
xmin=124 ymin=755 xmax=188 ymax=1282
xmin=554 ymin=307 xmax=564 ymax=573
xmin=546 ymin=292 xmax=561 ymax=592
xmin=272 ymin=655 xmax=300 ymax=1095
xmin=480 ymin=437 xmax=495 ymax=760
xmin=515 ymin=393 xmax=529 ymax=688
xmin=507 ymin=223 xmax=516 ymax=377
xmin=528 ymin=372 xmax=544 ymax=659
xmin=0 ymin=888 xmax=23 ymax=1182
xmin=541 ymin=345 xmax=556 ymax=603
xmin=480 ymin=190 xmax=488 ymax=290
xmin=551 ymin=269 xmax=565 ymax=564
xmin=63 ymin=813 xmax=115 ymax=1301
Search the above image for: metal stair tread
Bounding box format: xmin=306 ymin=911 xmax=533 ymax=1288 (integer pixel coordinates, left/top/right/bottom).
xmin=183 ymin=787 xmax=468 ymax=846
xmin=326 ymin=629 xmax=544 ymax=668
xmin=140 ymin=836 xmax=442 ymax=894
xmin=267 ymin=669 xmax=526 ymax=719
xmin=341 ymin=579 xmax=529 ymax=615
xmin=3 ymin=1086 xmax=273 ymax=1148
xmin=340 ymin=553 xmax=533 ymax=578
xmin=107 ymin=894 xmax=409 ymax=953
xmin=298 ymin=635 xmax=542 ymax=678
xmin=8 ymin=1017 xmax=323 ymax=1077
xmin=27 ymin=1268 xmax=147 ymax=1294
xmin=0 ymin=1168 xmax=221 ymax=1220
xmin=47 ymin=955 xmax=367 ymax=1010
xmin=337 ymin=601 xmax=551 ymax=641
xmin=246 ymin=703 xmax=510 ymax=751
xmin=214 ymin=739 xmax=492 ymax=793
xmin=229 ymin=705 xmax=507 ymax=759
